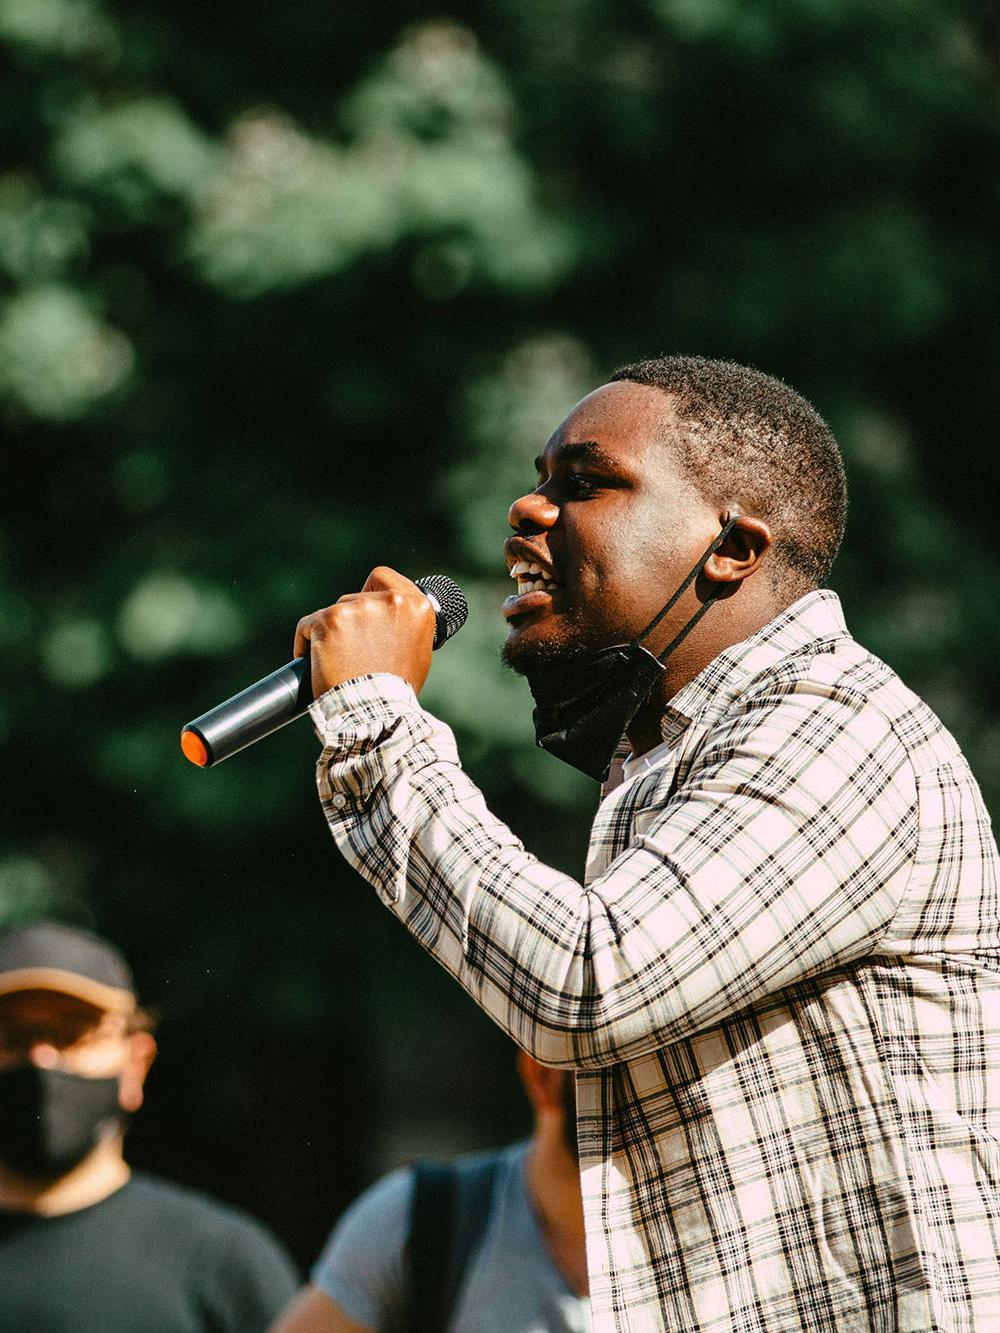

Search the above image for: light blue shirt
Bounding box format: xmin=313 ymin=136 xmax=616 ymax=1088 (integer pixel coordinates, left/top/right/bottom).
xmin=311 ymin=1142 xmax=590 ymax=1332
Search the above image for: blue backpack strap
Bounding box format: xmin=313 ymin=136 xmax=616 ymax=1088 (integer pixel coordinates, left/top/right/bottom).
xmin=404 ymin=1154 xmax=501 ymax=1333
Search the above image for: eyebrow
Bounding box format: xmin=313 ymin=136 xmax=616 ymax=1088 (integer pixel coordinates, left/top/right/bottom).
xmin=533 ymin=440 xmax=622 ymax=473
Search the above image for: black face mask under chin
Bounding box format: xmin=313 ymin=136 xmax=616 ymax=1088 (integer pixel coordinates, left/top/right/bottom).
xmin=0 ymin=1064 xmax=122 ymax=1179
xmin=526 ymin=518 xmax=739 ymax=783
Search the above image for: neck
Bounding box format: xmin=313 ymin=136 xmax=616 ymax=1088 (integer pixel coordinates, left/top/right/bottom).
xmin=626 ymin=586 xmax=787 ymax=759
xmin=0 ymin=1134 xmax=129 ymax=1216
xmin=525 ymin=1123 xmax=588 ymax=1296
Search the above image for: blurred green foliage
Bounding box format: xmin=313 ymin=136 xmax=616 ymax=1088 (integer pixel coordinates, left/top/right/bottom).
xmin=2 ymin=0 xmax=999 ymax=1264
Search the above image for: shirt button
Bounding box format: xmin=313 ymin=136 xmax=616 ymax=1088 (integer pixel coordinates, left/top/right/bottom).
xmin=330 ymin=793 xmax=348 ymax=811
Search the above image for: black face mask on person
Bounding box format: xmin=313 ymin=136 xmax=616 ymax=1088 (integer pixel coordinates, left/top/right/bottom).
xmin=526 ymin=517 xmax=739 ymax=783
xmin=0 ymin=1064 xmax=122 ymax=1178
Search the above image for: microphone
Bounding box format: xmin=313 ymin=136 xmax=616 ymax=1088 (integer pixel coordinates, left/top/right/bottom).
xmin=180 ymin=574 xmax=468 ymax=768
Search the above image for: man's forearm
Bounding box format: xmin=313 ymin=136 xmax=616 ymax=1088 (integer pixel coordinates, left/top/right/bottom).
xmin=312 ymin=675 xmax=603 ymax=1066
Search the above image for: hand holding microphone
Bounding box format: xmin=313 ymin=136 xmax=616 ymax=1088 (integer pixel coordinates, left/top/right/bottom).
xmin=295 ymin=567 xmax=444 ymax=699
xmin=181 ymin=568 xmax=467 ymax=767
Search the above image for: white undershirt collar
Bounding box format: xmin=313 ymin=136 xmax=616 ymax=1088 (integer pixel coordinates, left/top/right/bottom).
xmin=621 ymin=737 xmax=675 ymax=783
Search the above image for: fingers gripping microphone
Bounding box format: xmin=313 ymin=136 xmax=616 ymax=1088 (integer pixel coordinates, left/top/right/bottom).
xmin=180 ymin=575 xmax=467 ymax=768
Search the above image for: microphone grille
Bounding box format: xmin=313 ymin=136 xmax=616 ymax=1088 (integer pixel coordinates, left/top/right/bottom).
xmin=416 ymin=574 xmax=468 ymax=646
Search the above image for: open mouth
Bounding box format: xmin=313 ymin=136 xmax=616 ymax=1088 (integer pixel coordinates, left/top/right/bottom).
xmin=509 ymin=560 xmax=561 ymax=596
xmin=503 ymin=560 xmax=563 ymax=620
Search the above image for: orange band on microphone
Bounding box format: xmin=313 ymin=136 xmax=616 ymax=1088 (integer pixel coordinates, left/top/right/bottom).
xmin=180 ymin=729 xmax=209 ymax=767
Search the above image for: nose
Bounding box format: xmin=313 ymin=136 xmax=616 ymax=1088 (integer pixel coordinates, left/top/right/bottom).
xmin=28 ymin=1041 xmax=60 ymax=1070
xmin=508 ymin=490 xmax=559 ymax=535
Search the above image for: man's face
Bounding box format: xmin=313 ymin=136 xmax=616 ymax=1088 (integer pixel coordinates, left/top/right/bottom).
xmin=502 ymin=381 xmax=721 ymax=673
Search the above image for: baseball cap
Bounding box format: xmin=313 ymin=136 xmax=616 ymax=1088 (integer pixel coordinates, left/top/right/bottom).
xmin=0 ymin=922 xmax=137 ymax=1015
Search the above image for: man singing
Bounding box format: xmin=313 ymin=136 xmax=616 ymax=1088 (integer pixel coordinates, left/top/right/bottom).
xmin=295 ymin=357 xmax=1000 ymax=1332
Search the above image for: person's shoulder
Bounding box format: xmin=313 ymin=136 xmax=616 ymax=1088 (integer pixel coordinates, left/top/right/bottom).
xmin=752 ymin=629 xmax=965 ymax=774
xmin=126 ymin=1172 xmax=245 ymax=1223
xmin=444 ymin=1140 xmax=524 ymax=1183
xmin=714 ymin=588 xmax=953 ymax=763
xmin=318 ymin=1162 xmax=414 ymax=1256
xmin=328 ymin=1141 xmax=519 ymax=1247
xmin=318 ymin=1145 xmax=515 ymax=1267
xmin=757 ymin=627 xmax=905 ymax=704
xmin=126 ymin=1172 xmax=290 ymax=1258
xmin=311 ymin=1163 xmax=415 ymax=1324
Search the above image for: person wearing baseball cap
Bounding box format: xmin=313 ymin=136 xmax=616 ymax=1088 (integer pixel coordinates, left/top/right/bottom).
xmin=0 ymin=921 xmax=299 ymax=1331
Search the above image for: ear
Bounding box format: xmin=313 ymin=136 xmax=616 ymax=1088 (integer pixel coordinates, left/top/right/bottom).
xmin=702 ymin=514 xmax=771 ymax=585
xmin=517 ymin=1049 xmax=568 ymax=1114
xmin=118 ymin=1032 xmax=157 ymax=1115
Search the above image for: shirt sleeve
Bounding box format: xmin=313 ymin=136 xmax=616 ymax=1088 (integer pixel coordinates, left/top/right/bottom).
xmin=310 ymin=1167 xmax=412 ymax=1330
xmin=313 ymin=672 xmax=918 ymax=1068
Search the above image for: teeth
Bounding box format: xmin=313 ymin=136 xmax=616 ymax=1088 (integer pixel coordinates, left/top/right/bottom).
xmin=510 ymin=560 xmax=556 ymax=580
xmin=508 ymin=558 xmax=560 ymax=596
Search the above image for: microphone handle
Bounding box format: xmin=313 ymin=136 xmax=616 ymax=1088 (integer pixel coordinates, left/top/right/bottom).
xmin=181 ymin=658 xmax=312 ymax=768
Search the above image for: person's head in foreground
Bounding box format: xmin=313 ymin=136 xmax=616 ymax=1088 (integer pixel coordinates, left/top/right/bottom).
xmin=0 ymin=920 xmax=156 ymax=1210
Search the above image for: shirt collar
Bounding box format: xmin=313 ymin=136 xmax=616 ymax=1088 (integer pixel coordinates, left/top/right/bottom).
xmin=658 ymin=588 xmax=849 ymax=741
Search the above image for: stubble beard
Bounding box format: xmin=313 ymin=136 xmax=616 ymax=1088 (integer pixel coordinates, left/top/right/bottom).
xmin=500 ymin=608 xmax=597 ymax=678
xmin=500 ymin=596 xmax=643 ymax=678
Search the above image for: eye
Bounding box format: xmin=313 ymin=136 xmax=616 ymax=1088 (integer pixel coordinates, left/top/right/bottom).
xmin=564 ymin=472 xmax=600 ymax=498
xmin=532 ymin=470 xmax=607 ymax=500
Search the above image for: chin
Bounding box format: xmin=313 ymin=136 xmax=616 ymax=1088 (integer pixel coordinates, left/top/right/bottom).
xmin=501 ymin=619 xmax=594 ymax=677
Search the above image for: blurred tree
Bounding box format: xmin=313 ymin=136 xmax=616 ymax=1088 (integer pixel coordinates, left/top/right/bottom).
xmin=2 ymin=0 xmax=999 ymax=1265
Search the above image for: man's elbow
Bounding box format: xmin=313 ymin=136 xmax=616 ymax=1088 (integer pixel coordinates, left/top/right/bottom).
xmin=515 ymin=1012 xmax=622 ymax=1070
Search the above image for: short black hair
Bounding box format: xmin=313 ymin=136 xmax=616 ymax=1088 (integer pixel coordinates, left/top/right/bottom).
xmin=610 ymin=356 xmax=847 ymax=588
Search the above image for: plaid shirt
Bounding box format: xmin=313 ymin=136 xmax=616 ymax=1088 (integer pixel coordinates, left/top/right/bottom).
xmin=312 ymin=590 xmax=1000 ymax=1332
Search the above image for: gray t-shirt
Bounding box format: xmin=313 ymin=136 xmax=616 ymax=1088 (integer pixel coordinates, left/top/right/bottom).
xmin=312 ymin=1143 xmax=590 ymax=1332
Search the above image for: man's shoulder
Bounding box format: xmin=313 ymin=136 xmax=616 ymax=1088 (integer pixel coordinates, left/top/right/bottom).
xmin=438 ymin=1140 xmax=525 ymax=1181
xmin=346 ymin=1141 xmax=519 ymax=1222
xmin=673 ymin=591 xmax=939 ymax=751
xmin=125 ymin=1172 xmax=288 ymax=1255
xmin=751 ymin=627 xmax=906 ymax=706
xmin=325 ymin=1142 xmax=520 ymax=1262
xmin=738 ymin=624 xmax=965 ymax=776
xmin=126 ymin=1171 xmax=241 ymax=1220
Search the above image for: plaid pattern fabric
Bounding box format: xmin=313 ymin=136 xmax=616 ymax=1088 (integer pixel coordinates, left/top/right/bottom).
xmin=312 ymin=591 xmax=1000 ymax=1332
